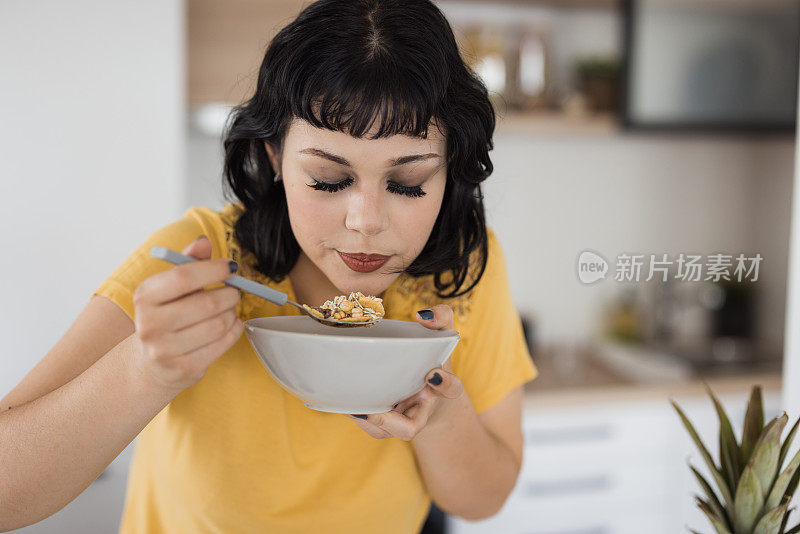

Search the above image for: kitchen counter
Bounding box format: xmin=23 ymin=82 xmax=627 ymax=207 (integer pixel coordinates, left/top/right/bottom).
xmin=522 ymin=342 xmax=783 ymax=410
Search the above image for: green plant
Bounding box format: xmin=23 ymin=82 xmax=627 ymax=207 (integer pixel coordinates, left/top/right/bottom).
xmin=672 ymin=385 xmax=800 ymax=534
xmin=574 ymin=56 xmax=620 ymax=80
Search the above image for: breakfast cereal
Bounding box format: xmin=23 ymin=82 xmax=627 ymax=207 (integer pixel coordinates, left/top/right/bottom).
xmin=302 ymin=291 xmax=384 ymax=323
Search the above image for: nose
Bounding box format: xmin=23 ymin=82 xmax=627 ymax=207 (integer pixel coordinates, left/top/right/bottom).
xmin=344 ymin=183 xmax=389 ymax=237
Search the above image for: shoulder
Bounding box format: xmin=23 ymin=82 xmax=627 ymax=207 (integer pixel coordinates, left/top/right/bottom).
xmin=474 ymin=226 xmax=509 ymax=296
xmin=460 ymin=225 xmax=513 ymax=322
xmin=152 ymin=202 xmax=255 ymax=265
xmin=118 ymin=203 xmax=244 ymax=277
xmin=178 ymin=203 xmax=241 ymax=260
xmin=93 ymin=204 xmax=239 ymax=321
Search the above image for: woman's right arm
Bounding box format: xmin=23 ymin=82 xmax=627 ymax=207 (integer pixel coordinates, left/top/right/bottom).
xmin=0 ymin=331 xmax=184 ymax=531
xmin=0 ymin=237 xmax=243 ymax=531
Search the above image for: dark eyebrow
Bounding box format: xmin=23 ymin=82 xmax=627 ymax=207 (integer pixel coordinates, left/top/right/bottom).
xmin=299 ymin=147 xmax=441 ymax=167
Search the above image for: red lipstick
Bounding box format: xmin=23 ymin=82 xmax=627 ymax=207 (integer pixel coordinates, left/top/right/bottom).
xmin=338 ymin=251 xmax=390 ymax=273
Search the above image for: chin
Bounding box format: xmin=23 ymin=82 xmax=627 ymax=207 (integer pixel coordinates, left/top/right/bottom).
xmin=333 ymin=270 xmax=397 ymax=297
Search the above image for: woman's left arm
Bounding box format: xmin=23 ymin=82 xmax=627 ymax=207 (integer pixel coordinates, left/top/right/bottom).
xmin=412 ymin=380 xmax=524 ymax=520
xmin=346 ymin=304 xmax=525 ymax=520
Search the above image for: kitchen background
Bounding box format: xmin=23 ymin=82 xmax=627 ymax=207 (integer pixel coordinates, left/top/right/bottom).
xmin=2 ymin=0 xmax=800 ymax=532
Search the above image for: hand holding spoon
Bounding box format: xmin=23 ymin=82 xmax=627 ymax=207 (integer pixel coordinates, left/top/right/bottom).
xmin=149 ymin=247 xmax=381 ymax=328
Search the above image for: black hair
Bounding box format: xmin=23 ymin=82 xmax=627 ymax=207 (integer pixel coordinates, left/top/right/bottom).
xmin=222 ymin=0 xmax=493 ymax=298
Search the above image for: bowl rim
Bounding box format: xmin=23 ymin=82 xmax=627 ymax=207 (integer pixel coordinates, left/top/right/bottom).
xmin=243 ymin=316 xmax=461 ymax=342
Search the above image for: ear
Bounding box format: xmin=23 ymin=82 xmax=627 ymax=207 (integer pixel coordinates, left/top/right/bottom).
xmin=264 ymin=141 xmax=281 ymax=174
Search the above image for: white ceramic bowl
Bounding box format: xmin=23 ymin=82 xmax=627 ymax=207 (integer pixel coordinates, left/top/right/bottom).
xmin=244 ymin=316 xmax=460 ymax=413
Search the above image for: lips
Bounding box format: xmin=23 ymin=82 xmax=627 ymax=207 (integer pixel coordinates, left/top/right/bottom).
xmin=338 ymin=251 xmax=390 ymax=273
xmin=340 ymin=252 xmax=390 ymax=262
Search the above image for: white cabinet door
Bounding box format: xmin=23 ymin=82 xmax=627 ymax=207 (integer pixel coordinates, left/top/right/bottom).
xmin=448 ymin=389 xmax=782 ymax=534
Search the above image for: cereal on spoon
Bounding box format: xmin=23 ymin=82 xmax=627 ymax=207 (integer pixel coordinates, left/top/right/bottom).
xmin=302 ymin=291 xmax=385 ymax=326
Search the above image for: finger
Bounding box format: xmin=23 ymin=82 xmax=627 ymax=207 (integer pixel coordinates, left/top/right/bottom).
xmin=425 ymin=367 xmax=464 ymax=400
xmin=137 ymin=239 xmax=238 ymax=306
xmin=182 ymin=234 xmax=212 ymax=257
xmin=347 ymin=416 xmax=392 ymax=439
xmin=402 ymin=393 xmax=437 ymax=424
xmin=153 ymin=284 xmax=241 ymax=332
xmin=442 ymin=356 xmax=454 ymax=373
xmin=393 ymin=387 xmax=430 ymax=414
xmin=357 ymin=410 xmax=422 ymax=442
xmin=415 ymin=304 xmax=454 ymax=331
xmin=179 ymin=316 xmax=245 ymax=369
xmin=162 ymin=307 xmax=240 ymax=356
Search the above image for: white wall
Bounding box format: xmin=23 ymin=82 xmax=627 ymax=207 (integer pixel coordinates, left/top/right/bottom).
xmin=783 ymin=68 xmax=800 ymax=414
xmin=485 ymin=132 xmax=794 ymax=350
xmin=0 ymin=0 xmax=185 ymax=399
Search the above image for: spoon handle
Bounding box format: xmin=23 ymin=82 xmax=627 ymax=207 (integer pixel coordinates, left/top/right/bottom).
xmin=149 ymin=246 xmax=289 ymax=306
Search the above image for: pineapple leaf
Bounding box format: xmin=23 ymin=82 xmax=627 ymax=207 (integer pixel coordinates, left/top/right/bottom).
xmin=722 ymin=441 xmax=740 ymax=496
xmin=697 ymin=496 xmax=734 ymax=534
xmin=767 ymin=447 xmax=800 ymax=510
xmin=780 ymin=417 xmax=800 ymax=472
xmin=672 ymin=399 xmax=734 ymax=507
xmin=750 ymin=414 xmax=789 ymax=494
xmin=742 ymin=386 xmax=765 ymax=466
xmin=779 ymin=507 xmax=793 ymax=534
xmin=706 ymin=383 xmax=741 ymax=489
xmin=691 ymin=463 xmax=732 ymax=529
xmin=735 ymin=464 xmax=765 ymax=533
xmin=753 ymin=503 xmax=789 ymax=534
xmin=784 ymin=466 xmax=800 ymax=505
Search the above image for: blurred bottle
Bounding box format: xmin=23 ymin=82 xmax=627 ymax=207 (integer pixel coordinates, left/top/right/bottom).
xmin=506 ymin=25 xmax=551 ymax=111
xmin=605 ymin=286 xmax=642 ymax=343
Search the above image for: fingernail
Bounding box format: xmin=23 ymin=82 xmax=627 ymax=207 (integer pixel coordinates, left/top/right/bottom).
xmin=417 ymin=309 xmax=433 ymax=320
xmin=428 ymin=372 xmax=442 ymax=386
xmin=352 ymin=414 xmax=368 ymax=419
xmin=228 ymin=261 xmax=238 ymax=273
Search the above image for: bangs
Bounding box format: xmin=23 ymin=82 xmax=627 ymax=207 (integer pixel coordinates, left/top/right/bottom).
xmin=289 ymin=55 xmax=445 ymax=140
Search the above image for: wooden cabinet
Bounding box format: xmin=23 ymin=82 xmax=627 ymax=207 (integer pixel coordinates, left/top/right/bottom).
xmin=187 ymin=0 xmax=619 ymax=107
xmin=187 ymin=0 xmax=622 ymax=134
xmin=187 ymin=0 xmax=307 ymax=105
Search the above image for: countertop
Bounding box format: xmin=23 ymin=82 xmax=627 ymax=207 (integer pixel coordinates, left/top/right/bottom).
xmin=522 ymin=341 xmax=783 ymax=410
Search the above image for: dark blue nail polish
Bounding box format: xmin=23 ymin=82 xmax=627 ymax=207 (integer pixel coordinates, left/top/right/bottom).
xmin=228 ymin=261 xmax=238 ymax=273
xmin=417 ymin=309 xmax=433 ymax=320
xmin=428 ymin=372 xmax=442 ymax=386
xmin=352 ymin=414 xmax=368 ymax=419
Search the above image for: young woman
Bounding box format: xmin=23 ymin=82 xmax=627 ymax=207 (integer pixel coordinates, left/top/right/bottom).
xmin=0 ymin=1 xmax=538 ymax=532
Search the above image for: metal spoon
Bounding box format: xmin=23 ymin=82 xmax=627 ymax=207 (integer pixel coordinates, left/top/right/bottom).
xmin=149 ymin=246 xmax=381 ymax=328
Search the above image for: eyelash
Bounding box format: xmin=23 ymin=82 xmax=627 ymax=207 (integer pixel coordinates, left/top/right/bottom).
xmin=307 ymin=176 xmax=426 ymax=198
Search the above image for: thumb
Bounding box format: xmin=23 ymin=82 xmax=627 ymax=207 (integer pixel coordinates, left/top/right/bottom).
xmin=182 ymin=234 xmax=213 ymax=260
xmin=424 ymin=367 xmax=464 ymax=400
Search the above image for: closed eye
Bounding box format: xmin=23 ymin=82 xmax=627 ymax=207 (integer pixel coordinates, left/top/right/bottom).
xmin=307 ymin=176 xmax=426 ymax=198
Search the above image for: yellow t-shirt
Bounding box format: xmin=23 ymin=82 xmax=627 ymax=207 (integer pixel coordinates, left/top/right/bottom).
xmin=92 ymin=202 xmax=538 ymax=534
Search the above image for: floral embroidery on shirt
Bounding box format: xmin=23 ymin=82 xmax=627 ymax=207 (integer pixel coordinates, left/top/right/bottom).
xmin=389 ymin=273 xmax=474 ymax=325
xmin=219 ymin=203 xmax=275 ymax=319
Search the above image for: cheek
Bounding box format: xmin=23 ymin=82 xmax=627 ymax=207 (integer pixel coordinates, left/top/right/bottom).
xmin=284 ymin=184 xmax=341 ymax=242
xmin=393 ymin=184 xmax=445 ymax=251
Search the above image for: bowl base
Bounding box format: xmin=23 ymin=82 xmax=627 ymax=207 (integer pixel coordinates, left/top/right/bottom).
xmin=304 ymin=403 xmax=395 ymax=414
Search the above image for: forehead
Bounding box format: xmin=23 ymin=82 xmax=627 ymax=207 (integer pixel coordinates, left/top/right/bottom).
xmin=284 ymin=116 xmax=446 ymax=155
